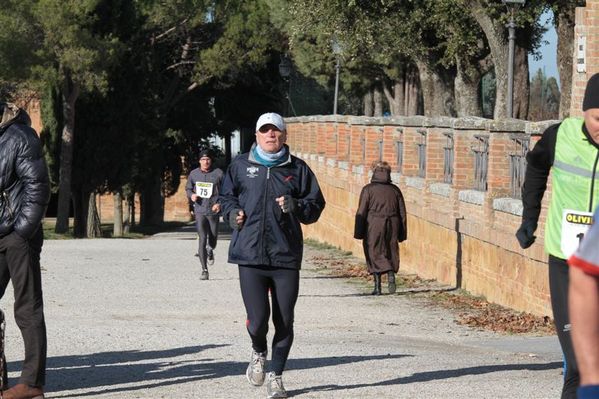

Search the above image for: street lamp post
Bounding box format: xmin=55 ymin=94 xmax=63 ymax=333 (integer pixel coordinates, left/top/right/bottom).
xmin=332 ymin=40 xmax=342 ymax=115
xmin=503 ymin=0 xmax=525 ymax=118
xmin=278 ymin=55 xmax=296 ymax=116
xmin=333 ymin=57 xmax=340 ymax=115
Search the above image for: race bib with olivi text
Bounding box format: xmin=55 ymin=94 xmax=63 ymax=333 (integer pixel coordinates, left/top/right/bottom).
xmin=561 ymin=209 xmax=594 ymax=258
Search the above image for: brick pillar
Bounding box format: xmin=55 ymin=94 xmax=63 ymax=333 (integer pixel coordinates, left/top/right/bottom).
xmin=425 ymin=127 xmax=447 ymax=183
xmin=382 ymin=125 xmax=397 ymax=166
xmin=337 ymin=121 xmax=350 ymax=162
xmin=286 ymin=121 xmax=298 ymax=149
xmin=401 ymin=126 xmax=422 ymax=177
xmin=349 ymin=122 xmax=365 ymax=165
xmin=324 ymin=121 xmax=337 ymax=157
xmin=364 ymin=124 xmax=383 ymax=167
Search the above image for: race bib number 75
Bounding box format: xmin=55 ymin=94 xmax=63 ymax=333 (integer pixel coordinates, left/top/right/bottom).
xmin=195 ymin=182 xmax=214 ymax=199
xmin=561 ymin=209 xmax=594 ymax=258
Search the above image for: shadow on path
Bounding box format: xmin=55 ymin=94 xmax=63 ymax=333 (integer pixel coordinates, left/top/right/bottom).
xmin=18 ymin=347 xmax=411 ymax=397
xmin=8 ymin=344 xmax=229 ymax=398
xmin=299 ymin=293 xmax=373 ymax=298
xmin=288 ymin=361 xmax=562 ymax=396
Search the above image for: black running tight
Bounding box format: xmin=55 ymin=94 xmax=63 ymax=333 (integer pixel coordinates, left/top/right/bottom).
xmin=195 ymin=214 xmax=219 ymax=269
xmin=549 ymin=255 xmax=579 ymax=399
xmin=238 ymin=265 xmax=300 ymax=375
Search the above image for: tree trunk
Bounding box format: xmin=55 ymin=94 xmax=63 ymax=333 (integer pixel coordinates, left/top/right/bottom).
xmin=113 ymin=191 xmax=123 ymax=237
xmin=469 ymin=3 xmax=509 ymax=119
xmin=454 ymin=58 xmax=483 ymax=117
xmin=123 ymin=194 xmax=131 ymax=234
xmin=140 ymin=176 xmax=164 ymax=226
xmin=363 ymin=91 xmax=374 ymax=116
xmin=415 ymin=60 xmax=456 ymax=117
xmin=72 ymin=188 xmax=86 ymax=238
xmin=373 ymin=84 xmax=384 ymax=116
xmin=129 ymin=194 xmax=136 ymax=227
xmin=55 ymin=75 xmax=80 ymax=233
xmin=224 ymin=131 xmax=232 ymax=165
xmin=512 ymin=45 xmax=530 ymax=119
xmin=405 ymin=65 xmax=421 ymax=116
xmin=86 ymin=191 xmax=101 ymax=238
xmin=383 ymin=79 xmax=404 ymax=116
xmin=555 ymin=3 xmax=575 ymax=118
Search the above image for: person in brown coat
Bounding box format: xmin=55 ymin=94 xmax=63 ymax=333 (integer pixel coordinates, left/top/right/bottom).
xmin=354 ymin=161 xmax=407 ymax=295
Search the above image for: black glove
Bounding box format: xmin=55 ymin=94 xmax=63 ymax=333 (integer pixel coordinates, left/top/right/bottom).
xmin=280 ymin=195 xmax=298 ymax=214
xmin=516 ymin=219 xmax=538 ymax=249
xmin=229 ymin=209 xmax=244 ymax=230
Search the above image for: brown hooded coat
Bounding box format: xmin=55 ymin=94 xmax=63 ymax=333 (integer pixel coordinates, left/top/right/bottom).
xmin=353 ymin=168 xmax=407 ymax=274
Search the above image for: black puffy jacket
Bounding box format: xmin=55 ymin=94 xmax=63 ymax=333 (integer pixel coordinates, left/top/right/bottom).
xmin=0 ymin=103 xmax=50 ymax=239
xmin=219 ymin=144 xmax=325 ymax=269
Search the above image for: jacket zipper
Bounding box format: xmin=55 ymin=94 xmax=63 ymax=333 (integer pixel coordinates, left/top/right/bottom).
xmin=260 ymin=167 xmax=271 ymax=264
xmin=2 ymin=191 xmax=14 ymax=219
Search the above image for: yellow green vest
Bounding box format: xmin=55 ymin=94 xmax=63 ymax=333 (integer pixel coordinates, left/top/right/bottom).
xmin=546 ymin=117 xmax=599 ymax=258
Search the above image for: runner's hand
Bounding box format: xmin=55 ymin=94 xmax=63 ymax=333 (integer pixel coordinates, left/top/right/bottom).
xmin=516 ymin=219 xmax=537 ymax=249
xmin=229 ymin=209 xmax=245 ymax=230
xmin=276 ymin=195 xmax=297 ymax=214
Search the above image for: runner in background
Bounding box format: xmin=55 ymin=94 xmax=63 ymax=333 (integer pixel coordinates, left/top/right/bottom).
xmin=185 ymin=148 xmax=223 ymax=280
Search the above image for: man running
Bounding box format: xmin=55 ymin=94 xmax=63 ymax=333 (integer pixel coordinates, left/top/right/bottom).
xmin=185 ymin=148 xmax=223 ymax=280
xmin=219 ymin=112 xmax=325 ymax=398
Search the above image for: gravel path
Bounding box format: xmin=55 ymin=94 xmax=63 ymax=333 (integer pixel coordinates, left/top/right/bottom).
xmin=1 ymin=229 xmax=562 ymax=398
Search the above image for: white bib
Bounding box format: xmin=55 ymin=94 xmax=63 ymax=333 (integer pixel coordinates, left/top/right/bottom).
xmin=561 ymin=209 xmax=594 ymax=258
xmin=195 ymin=182 xmax=214 ymax=199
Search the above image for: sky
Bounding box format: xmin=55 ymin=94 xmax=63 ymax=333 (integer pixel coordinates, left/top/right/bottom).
xmin=528 ymin=10 xmax=559 ymax=82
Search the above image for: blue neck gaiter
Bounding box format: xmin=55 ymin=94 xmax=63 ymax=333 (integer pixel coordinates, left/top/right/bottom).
xmin=253 ymin=145 xmax=288 ymax=167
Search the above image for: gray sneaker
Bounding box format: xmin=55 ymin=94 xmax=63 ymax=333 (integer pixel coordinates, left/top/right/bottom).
xmin=246 ymin=350 xmax=267 ymax=386
xmin=266 ymin=372 xmax=287 ymax=398
xmin=200 ymin=269 xmax=209 ymax=280
xmin=207 ymin=247 xmax=215 ymax=265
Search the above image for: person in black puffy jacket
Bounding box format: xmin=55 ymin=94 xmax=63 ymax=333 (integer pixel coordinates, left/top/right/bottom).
xmin=0 ymin=102 xmax=50 ymax=399
xmin=219 ymin=112 xmax=325 ymax=399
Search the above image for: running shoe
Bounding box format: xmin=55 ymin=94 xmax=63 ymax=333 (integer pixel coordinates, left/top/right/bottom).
xmin=266 ymin=372 xmax=287 ymax=398
xmin=246 ymin=350 xmax=267 ymax=386
xmin=207 ymin=247 xmax=215 ymax=265
xmin=200 ymin=269 xmax=209 ymax=280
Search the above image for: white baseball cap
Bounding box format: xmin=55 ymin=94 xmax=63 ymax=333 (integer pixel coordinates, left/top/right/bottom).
xmin=255 ymin=112 xmax=286 ymax=132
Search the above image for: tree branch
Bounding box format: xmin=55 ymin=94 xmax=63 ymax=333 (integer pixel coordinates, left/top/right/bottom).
xmin=166 ymin=60 xmax=196 ymax=70
xmin=152 ymin=18 xmax=190 ymax=43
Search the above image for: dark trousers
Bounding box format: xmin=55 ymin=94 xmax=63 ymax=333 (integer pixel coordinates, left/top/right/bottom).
xmin=549 ymin=255 xmax=579 ymax=399
xmin=0 ymin=228 xmax=46 ymax=387
xmin=195 ymin=214 xmax=219 ymax=269
xmin=238 ymin=265 xmax=299 ymax=375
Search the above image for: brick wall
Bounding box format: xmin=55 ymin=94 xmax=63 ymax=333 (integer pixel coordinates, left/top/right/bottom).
xmin=289 ymin=115 xmax=555 ymax=317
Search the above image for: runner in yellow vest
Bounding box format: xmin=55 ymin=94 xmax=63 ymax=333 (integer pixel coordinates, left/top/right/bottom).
xmin=517 ymin=72 xmax=599 ymax=399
